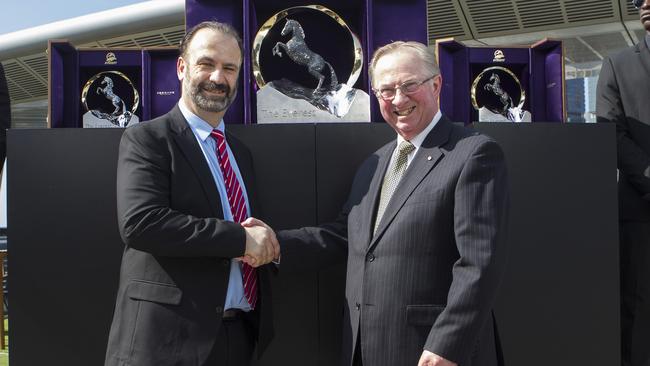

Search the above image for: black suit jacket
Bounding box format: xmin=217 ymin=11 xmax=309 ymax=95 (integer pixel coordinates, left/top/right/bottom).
xmin=597 ymin=39 xmax=650 ymax=221
xmin=279 ymin=116 xmax=509 ymax=366
xmin=105 ymin=105 xmax=273 ymax=366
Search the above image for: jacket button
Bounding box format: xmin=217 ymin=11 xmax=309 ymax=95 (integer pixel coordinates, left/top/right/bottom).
xmin=216 ymin=306 xmax=223 ymax=314
xmin=355 ymin=303 xmax=360 ymax=311
xmin=366 ymin=253 xmax=375 ymax=262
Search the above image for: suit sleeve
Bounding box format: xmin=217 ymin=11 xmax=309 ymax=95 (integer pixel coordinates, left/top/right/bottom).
xmin=597 ymin=56 xmax=650 ymax=199
xmin=116 ymin=125 xmax=246 ymax=258
xmin=275 ymin=207 xmax=348 ymax=272
xmin=425 ymin=139 xmax=509 ymax=364
xmin=275 ymin=158 xmax=372 ymax=271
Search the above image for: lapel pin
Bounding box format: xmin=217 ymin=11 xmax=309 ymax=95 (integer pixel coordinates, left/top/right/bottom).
xmin=427 ymin=156 xmax=432 ymax=161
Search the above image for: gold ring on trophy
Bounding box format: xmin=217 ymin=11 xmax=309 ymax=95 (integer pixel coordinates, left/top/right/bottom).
xmin=81 ymin=70 xmax=139 ymax=114
xmin=252 ymin=5 xmax=363 ymax=89
xmin=470 ymin=66 xmax=525 ymax=112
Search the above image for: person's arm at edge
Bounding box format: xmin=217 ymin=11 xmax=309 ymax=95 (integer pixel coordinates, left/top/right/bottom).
xmin=596 ymin=56 xmax=650 ymax=199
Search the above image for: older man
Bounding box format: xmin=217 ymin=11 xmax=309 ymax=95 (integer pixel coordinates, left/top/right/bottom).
xmin=262 ymin=41 xmax=509 ymax=366
xmin=105 ymin=21 xmax=279 ymax=366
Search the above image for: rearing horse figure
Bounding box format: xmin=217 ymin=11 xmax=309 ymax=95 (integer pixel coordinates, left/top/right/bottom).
xmin=483 ymin=73 xmax=513 ymax=115
xmin=96 ymin=76 xmax=126 ymax=115
xmin=272 ymin=19 xmax=338 ymax=92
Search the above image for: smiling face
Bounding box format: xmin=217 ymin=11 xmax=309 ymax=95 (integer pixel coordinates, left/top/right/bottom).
xmin=372 ymin=49 xmax=442 ymax=141
xmin=177 ymin=28 xmax=242 ymax=126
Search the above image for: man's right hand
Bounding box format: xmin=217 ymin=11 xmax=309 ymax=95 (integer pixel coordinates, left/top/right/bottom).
xmin=242 ymin=218 xmax=279 ymax=267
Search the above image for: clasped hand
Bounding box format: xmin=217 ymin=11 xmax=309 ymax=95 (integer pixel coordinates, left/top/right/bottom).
xmin=240 ymin=217 xmax=280 ymax=267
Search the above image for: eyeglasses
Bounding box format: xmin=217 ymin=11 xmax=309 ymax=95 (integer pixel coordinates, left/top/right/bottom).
xmin=633 ymin=0 xmax=644 ymax=9
xmin=373 ymin=76 xmax=435 ymax=101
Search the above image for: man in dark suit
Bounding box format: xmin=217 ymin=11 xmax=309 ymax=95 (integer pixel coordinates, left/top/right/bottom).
xmin=597 ymin=1 xmax=650 ymax=365
xmin=105 ymin=21 xmax=279 ymax=366
xmin=0 ymin=63 xmax=10 ymax=171
xmin=258 ymin=41 xmax=509 ymax=366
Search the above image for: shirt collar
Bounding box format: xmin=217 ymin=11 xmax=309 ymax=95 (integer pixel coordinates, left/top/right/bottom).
xmin=397 ymin=110 xmax=442 ymax=149
xmin=178 ymin=99 xmax=225 ymax=141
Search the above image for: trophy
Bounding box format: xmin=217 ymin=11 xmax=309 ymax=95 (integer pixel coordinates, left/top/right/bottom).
xmin=252 ymin=5 xmax=370 ymax=123
xmin=471 ymin=66 xmax=531 ymax=122
xmin=81 ymin=70 xmax=140 ymax=128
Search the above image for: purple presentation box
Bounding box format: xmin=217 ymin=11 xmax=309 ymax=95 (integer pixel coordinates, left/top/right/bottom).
xmin=437 ymin=39 xmax=565 ymax=124
xmin=48 ymin=40 xmax=180 ymax=128
xmin=185 ymin=0 xmax=428 ymax=124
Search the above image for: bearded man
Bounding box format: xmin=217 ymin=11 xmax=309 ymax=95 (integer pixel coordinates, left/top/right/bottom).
xmin=104 ymin=21 xmax=279 ymax=366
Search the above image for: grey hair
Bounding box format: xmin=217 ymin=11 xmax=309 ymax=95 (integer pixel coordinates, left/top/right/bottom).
xmin=368 ymin=41 xmax=439 ymax=87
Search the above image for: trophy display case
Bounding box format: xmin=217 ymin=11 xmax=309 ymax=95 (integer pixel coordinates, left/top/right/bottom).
xmin=185 ymin=0 xmax=428 ymax=124
xmin=48 ymin=41 xmax=180 ymax=128
xmin=437 ymin=39 xmax=565 ymax=124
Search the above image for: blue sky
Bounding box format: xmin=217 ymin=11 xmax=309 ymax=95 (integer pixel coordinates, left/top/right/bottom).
xmin=0 ymin=0 xmax=148 ymax=35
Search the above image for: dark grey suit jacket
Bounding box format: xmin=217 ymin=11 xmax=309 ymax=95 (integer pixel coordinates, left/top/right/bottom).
xmin=597 ymin=39 xmax=650 ymax=221
xmin=105 ymin=105 xmax=273 ymax=366
xmin=279 ymin=116 xmax=509 ymax=366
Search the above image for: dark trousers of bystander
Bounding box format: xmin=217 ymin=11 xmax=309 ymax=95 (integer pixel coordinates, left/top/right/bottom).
xmin=620 ymin=221 xmax=650 ymax=366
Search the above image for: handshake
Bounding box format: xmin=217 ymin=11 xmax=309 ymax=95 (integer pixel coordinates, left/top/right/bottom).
xmin=239 ymin=217 xmax=280 ymax=267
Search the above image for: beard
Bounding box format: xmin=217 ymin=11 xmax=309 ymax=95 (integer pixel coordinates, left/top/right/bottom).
xmin=186 ymin=77 xmax=238 ymax=113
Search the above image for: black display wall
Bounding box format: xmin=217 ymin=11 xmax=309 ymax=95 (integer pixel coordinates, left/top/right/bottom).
xmin=7 ymin=122 xmax=618 ymax=366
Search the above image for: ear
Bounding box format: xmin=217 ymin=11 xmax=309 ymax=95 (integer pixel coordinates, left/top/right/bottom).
xmin=431 ymin=74 xmax=442 ymax=98
xmin=177 ymin=56 xmax=186 ymax=82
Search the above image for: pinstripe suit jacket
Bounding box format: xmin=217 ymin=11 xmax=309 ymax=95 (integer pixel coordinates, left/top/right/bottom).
xmin=279 ymin=116 xmax=509 ymax=366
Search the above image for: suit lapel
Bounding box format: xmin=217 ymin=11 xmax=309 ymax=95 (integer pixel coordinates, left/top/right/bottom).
xmin=369 ymin=117 xmax=453 ymax=250
xmin=635 ymin=41 xmax=650 ymax=121
xmin=168 ymin=105 xmax=224 ymax=218
xmin=637 ymin=40 xmax=650 ymax=77
xmin=357 ymin=141 xmax=396 ymax=248
xmin=355 ymin=141 xmax=397 ymax=248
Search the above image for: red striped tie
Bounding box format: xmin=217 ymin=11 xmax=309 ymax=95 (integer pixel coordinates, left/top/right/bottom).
xmin=210 ymin=129 xmax=257 ymax=309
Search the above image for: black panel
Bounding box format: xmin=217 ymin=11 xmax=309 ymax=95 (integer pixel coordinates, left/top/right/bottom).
xmin=230 ymin=124 xmax=319 ymax=366
xmin=7 ymin=123 xmax=620 ymax=366
xmin=314 ymin=123 xmax=394 ymax=223
xmin=474 ymin=122 xmax=619 ymax=366
xmin=314 ymin=122 xmax=393 ymax=366
xmin=229 ymin=124 xmax=317 ymax=230
xmin=7 ymin=129 xmax=124 ymax=366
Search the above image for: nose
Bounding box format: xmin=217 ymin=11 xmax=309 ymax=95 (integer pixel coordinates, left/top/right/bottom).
xmin=391 ymin=88 xmax=410 ymax=106
xmin=209 ymin=69 xmax=225 ymax=83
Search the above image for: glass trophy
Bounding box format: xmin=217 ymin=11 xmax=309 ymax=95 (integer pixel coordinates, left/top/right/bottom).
xmin=252 ymin=5 xmax=370 ymax=123
xmin=471 ymin=66 xmax=531 ymax=122
xmin=81 ymin=71 xmax=140 ymax=128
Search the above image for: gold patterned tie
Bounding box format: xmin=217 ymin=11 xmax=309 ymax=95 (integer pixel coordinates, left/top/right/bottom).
xmin=374 ymin=140 xmax=415 ymax=233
